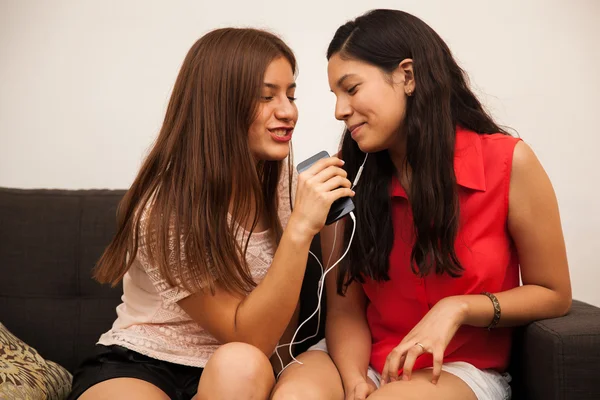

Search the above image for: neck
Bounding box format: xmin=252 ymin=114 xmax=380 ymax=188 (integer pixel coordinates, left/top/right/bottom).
xmin=388 ymin=132 xmax=410 ymax=183
xmin=389 ymin=140 xmax=405 ymax=170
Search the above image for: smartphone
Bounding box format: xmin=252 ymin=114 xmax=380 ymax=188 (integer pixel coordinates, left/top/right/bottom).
xmin=296 ymin=151 xmax=355 ymax=225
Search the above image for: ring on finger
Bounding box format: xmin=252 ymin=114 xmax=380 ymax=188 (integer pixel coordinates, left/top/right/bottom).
xmin=415 ymin=342 xmax=426 ymax=352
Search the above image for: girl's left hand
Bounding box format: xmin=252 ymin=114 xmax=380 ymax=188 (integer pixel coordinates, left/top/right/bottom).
xmin=380 ymin=296 xmax=467 ymax=385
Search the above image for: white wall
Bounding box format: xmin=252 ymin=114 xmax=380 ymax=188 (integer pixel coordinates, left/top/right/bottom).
xmin=1 ymin=0 xmax=599 ymax=306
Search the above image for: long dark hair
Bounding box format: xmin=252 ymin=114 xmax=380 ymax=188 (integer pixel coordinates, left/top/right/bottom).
xmin=328 ymin=9 xmax=509 ymax=293
xmin=94 ymin=28 xmax=296 ymax=295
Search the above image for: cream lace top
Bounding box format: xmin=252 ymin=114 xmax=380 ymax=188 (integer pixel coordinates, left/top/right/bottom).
xmin=98 ymin=161 xmax=297 ymax=367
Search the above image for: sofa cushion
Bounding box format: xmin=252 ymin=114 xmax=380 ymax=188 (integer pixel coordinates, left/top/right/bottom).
xmin=0 ymin=188 xmax=124 ymax=371
xmin=0 ymin=322 xmax=72 ymax=399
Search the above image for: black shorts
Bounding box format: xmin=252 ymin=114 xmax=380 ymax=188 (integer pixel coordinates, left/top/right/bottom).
xmin=67 ymin=345 xmax=204 ymax=400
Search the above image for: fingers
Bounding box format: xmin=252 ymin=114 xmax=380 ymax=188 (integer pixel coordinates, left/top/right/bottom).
xmin=297 ymin=157 xmax=352 ymax=199
xmin=303 ymin=156 xmax=345 ymax=177
xmin=400 ymin=344 xmax=424 ymax=381
xmin=380 ymin=361 xmax=389 ymax=386
xmin=312 ymin=165 xmax=348 ymax=184
xmin=353 ymin=382 xmax=373 ymax=400
xmin=329 ymin=187 xmax=356 ymax=203
xmin=382 ymin=342 xmax=444 ymax=386
xmin=366 ymin=380 xmax=376 ymax=396
xmin=431 ymin=347 xmax=444 ymax=385
xmin=319 ymin=175 xmax=352 ymax=193
xmin=355 ymin=386 xmax=367 ymax=400
xmin=381 ymin=346 xmax=406 ymax=385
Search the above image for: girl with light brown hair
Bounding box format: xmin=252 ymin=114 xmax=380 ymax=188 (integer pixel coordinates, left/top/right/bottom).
xmin=67 ymin=27 xmax=353 ymax=400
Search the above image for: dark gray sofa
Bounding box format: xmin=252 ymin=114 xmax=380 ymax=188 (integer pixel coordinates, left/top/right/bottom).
xmin=1 ymin=187 xmax=599 ymax=399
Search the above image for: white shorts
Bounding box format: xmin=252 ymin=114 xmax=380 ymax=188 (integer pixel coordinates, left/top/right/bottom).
xmin=308 ymin=338 xmax=512 ymax=400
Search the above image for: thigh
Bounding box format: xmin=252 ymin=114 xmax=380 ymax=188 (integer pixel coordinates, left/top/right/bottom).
xmin=271 ymin=350 xmax=344 ymax=400
xmin=68 ymin=345 xmax=199 ymax=400
xmin=78 ymin=378 xmax=170 ymax=400
xmin=367 ymin=369 xmax=477 ymax=400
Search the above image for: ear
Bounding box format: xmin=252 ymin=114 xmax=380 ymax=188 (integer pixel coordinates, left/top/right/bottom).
xmin=394 ymin=58 xmax=415 ymax=96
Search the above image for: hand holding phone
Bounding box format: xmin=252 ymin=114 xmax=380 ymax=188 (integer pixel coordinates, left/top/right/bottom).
xmin=296 ymin=151 xmax=355 ymax=225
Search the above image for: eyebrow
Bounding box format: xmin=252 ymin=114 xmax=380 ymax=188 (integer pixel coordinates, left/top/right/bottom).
xmin=338 ymin=74 xmax=357 ymax=87
xmin=264 ymin=82 xmax=297 ymax=90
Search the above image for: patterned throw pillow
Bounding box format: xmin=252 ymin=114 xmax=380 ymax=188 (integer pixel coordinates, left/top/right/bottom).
xmin=0 ymin=323 xmax=72 ymax=400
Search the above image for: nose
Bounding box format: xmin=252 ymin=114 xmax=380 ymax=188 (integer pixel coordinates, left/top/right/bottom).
xmin=275 ymin=98 xmax=297 ymax=122
xmin=334 ymin=97 xmax=352 ymax=121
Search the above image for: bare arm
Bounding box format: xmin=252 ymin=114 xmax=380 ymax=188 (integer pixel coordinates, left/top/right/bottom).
xmin=271 ymin=302 xmax=301 ymax=374
xmin=322 ymin=221 xmax=373 ymax=393
xmin=179 ymin=224 xmax=312 ymax=355
xmin=178 ymin=157 xmax=355 ymax=356
xmin=456 ymin=141 xmax=572 ymax=327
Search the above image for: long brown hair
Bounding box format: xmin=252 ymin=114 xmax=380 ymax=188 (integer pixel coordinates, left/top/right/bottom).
xmin=93 ymin=28 xmax=297 ymax=295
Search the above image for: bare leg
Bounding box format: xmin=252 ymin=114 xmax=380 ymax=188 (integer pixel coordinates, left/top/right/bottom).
xmin=195 ymin=342 xmax=275 ymax=400
xmin=78 ymin=378 xmax=170 ymax=400
xmin=366 ymin=370 xmax=477 ymax=400
xmin=270 ymin=350 xmax=345 ymax=400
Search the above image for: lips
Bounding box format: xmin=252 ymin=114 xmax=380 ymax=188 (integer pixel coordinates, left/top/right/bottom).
xmin=268 ymin=127 xmax=294 ymax=142
xmin=268 ymin=128 xmax=293 ymax=137
xmin=348 ymin=122 xmax=366 ymax=138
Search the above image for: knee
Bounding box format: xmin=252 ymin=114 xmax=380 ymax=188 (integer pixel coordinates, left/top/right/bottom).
xmin=210 ymin=342 xmax=273 ymax=380
xmin=199 ymin=342 xmax=274 ymax=398
xmin=271 ymin=383 xmax=321 ymax=400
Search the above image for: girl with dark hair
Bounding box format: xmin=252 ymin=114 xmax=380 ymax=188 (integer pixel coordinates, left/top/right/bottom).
xmin=67 ymin=28 xmax=354 ymax=400
xmin=274 ymin=9 xmax=571 ymax=400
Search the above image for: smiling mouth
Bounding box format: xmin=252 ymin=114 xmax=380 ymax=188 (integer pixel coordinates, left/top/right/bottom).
xmin=348 ymin=123 xmax=365 ymax=134
xmin=348 ymin=123 xmax=365 ymax=132
xmin=268 ymin=128 xmax=293 ymax=137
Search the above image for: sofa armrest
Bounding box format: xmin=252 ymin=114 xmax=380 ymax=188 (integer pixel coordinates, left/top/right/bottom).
xmin=516 ymin=300 xmax=600 ymax=400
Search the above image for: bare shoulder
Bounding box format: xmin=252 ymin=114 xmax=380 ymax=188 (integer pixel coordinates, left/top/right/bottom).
xmin=511 ymin=140 xmax=539 ymax=172
xmin=508 ymin=140 xmax=555 ymax=200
